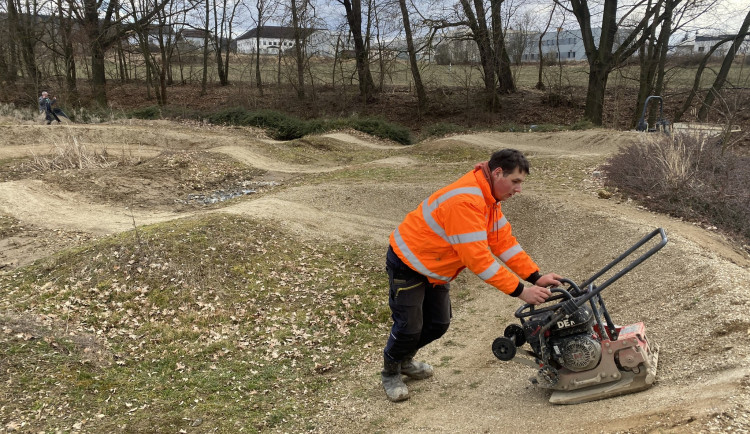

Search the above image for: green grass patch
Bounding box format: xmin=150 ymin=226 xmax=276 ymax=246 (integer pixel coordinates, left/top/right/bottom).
xmin=0 ymin=214 xmax=390 ymax=432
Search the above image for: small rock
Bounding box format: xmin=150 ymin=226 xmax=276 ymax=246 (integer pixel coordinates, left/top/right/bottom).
xmin=598 ymin=189 xmax=613 ymax=199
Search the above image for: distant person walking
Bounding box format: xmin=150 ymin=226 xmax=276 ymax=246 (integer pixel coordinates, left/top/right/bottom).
xmin=39 ymin=91 xmax=61 ymax=125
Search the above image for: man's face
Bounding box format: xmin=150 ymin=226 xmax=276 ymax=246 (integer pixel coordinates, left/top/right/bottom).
xmin=491 ymin=167 xmax=526 ymax=201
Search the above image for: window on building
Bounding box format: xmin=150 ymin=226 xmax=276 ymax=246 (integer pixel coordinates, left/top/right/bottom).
xmin=698 ymin=46 xmax=704 ymax=52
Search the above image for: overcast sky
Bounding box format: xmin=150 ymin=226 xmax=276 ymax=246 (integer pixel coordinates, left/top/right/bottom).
xmin=242 ymin=0 xmax=749 ymax=40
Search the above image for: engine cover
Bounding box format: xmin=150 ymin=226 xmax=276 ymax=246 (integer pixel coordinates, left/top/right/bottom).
xmin=554 ymin=335 xmax=601 ymax=372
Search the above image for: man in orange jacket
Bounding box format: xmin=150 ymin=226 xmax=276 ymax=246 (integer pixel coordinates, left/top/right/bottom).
xmin=381 ymin=148 xmax=562 ymax=402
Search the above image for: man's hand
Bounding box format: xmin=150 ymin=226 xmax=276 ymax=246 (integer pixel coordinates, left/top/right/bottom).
xmin=536 ymin=272 xmax=562 ymax=288
xmin=519 ymin=285 xmax=552 ymax=305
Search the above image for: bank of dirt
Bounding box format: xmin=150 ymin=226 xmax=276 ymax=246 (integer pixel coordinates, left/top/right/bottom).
xmin=0 ymin=120 xmax=748 ymax=432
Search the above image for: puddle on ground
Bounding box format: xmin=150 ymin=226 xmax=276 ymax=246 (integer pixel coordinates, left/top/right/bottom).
xmin=176 ymin=181 xmax=280 ymax=205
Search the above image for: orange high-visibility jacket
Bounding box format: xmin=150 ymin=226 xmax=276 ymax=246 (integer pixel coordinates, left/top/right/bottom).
xmin=389 ymin=167 xmax=539 ymax=295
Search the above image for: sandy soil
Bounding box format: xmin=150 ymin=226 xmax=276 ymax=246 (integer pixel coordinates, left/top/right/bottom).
xmin=0 ymin=120 xmax=748 ymax=432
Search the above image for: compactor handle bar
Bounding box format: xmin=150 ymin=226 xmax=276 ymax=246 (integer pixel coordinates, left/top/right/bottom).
xmin=578 ymin=227 xmax=667 ymax=296
xmin=519 ymin=228 xmax=668 ymax=334
xmin=544 ymin=227 xmax=667 ymax=334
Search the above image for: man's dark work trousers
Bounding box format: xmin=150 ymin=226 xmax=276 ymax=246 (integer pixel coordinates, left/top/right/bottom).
xmin=383 ymin=246 xmax=451 ymax=363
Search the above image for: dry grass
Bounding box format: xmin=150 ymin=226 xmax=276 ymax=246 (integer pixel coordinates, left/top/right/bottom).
xmin=604 ymin=132 xmax=750 ymax=246
xmin=28 ymin=136 xmax=140 ymax=172
xmin=651 ymin=134 xmax=706 ymax=191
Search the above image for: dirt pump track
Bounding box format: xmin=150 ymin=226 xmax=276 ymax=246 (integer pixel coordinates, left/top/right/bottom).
xmin=0 ymin=120 xmax=749 ymax=432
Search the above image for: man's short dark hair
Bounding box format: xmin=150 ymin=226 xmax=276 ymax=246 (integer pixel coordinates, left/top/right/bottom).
xmin=488 ymin=149 xmax=530 ymax=175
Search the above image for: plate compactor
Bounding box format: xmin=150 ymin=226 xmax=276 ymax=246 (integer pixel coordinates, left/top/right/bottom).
xmin=493 ymin=228 xmax=668 ymax=404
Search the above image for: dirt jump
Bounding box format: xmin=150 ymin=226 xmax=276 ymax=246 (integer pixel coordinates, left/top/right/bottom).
xmin=0 ymin=119 xmax=748 ymax=432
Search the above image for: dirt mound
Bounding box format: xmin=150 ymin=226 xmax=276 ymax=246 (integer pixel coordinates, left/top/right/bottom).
xmin=0 ymin=120 xmax=748 ymax=432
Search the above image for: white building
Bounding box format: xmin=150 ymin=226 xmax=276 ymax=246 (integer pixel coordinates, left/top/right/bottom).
xmin=519 ymin=28 xmax=592 ymax=62
xmin=434 ymin=27 xmax=616 ymax=65
xmin=235 ymin=26 xmax=344 ymax=57
xmin=179 ymin=28 xmax=211 ymax=47
xmin=673 ymin=34 xmax=750 ymax=57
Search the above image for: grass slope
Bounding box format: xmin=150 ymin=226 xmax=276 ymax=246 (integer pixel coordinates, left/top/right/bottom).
xmin=0 ymin=214 xmax=388 ymax=432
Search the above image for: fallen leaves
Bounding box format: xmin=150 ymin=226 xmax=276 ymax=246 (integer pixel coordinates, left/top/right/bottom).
xmin=0 ymin=214 xmax=389 ymax=432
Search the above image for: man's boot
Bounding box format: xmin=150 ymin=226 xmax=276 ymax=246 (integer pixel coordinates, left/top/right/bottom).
xmin=381 ymin=358 xmax=409 ymax=402
xmin=400 ymin=351 xmax=434 ymax=380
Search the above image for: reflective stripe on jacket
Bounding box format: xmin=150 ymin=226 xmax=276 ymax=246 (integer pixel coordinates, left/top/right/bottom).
xmin=389 ymin=167 xmax=539 ymax=295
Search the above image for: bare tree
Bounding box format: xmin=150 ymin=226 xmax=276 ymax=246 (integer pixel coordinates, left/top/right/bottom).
xmin=211 ymin=0 xmax=239 ymax=86
xmin=64 ymin=0 xmax=173 ymax=106
xmin=245 ymin=0 xmax=278 ymax=94
xmin=558 ymin=0 xmax=674 ymax=125
xmin=337 ymin=0 xmax=377 ymax=101
xmin=536 ymin=3 xmax=556 ymax=90
xmin=696 ymin=9 xmax=750 ymax=121
xmin=201 ymin=0 xmax=210 ymax=94
xmin=0 ymin=2 xmax=20 ymax=85
xmin=7 ymin=0 xmax=44 ymax=83
xmin=674 ymin=33 xmax=737 ymax=121
xmin=290 ymin=0 xmax=309 ymax=98
xmin=399 ymin=0 xmax=427 ymax=108
xmin=457 ymin=0 xmax=516 ymax=110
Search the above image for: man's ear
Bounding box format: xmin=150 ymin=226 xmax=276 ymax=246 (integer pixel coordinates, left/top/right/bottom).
xmin=493 ymin=167 xmax=504 ymax=179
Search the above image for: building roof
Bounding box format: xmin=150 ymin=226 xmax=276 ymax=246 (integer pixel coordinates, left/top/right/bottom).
xmin=696 ymin=34 xmax=750 ymax=42
xmin=236 ymin=26 xmax=323 ymax=41
xmin=180 ymin=28 xmax=210 ymax=38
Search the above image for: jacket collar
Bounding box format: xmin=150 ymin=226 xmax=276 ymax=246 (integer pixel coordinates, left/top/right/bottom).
xmin=473 ymin=163 xmax=499 ymax=208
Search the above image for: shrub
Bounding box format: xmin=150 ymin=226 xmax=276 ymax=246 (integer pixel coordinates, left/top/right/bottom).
xmin=130 ymin=105 xmax=161 ymax=120
xmin=206 ymin=108 xmax=412 ymax=145
xmin=244 ymin=110 xmax=310 ymax=140
xmin=207 ymin=107 xmax=250 ymax=125
xmin=603 ymin=133 xmax=750 ymax=245
xmin=349 ymin=117 xmax=412 ymax=145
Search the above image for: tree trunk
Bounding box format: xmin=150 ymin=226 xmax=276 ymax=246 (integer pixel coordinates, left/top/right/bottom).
xmin=459 ymin=0 xmax=499 ymax=109
xmin=570 ymin=0 xmax=666 ymax=125
xmin=57 ymin=0 xmax=78 ymax=101
xmin=632 ymin=1 xmax=660 ymax=129
xmin=213 ymin=5 xmax=228 ymax=86
xmin=697 ymin=10 xmax=750 ymax=121
xmin=653 ymin=0 xmax=673 ymax=98
xmin=255 ymin=32 xmax=263 ymax=93
xmin=291 ymin=0 xmax=306 ymax=99
xmin=398 ymin=0 xmax=426 ymax=109
xmin=0 ymin=19 xmax=18 ymax=84
xmin=201 ymin=0 xmax=210 ymax=95
xmin=157 ymin=28 xmax=168 ymax=104
xmin=490 ymin=0 xmax=514 ymax=93
xmin=331 ymin=35 xmax=341 ymax=89
xmin=90 ymin=39 xmax=108 ymax=107
xmin=584 ymin=61 xmax=609 ymax=125
xmin=674 ymin=36 xmax=735 ymax=122
xmin=340 ymin=0 xmax=376 ymax=101
xmin=536 ymin=4 xmax=556 ymax=90
xmin=8 ymin=0 xmax=40 ymax=83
